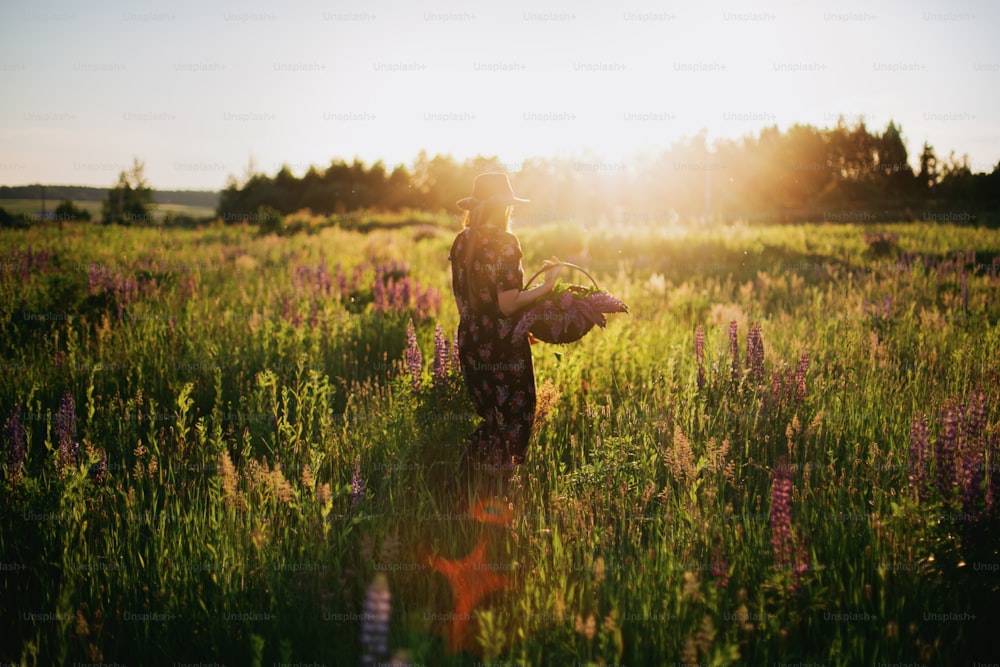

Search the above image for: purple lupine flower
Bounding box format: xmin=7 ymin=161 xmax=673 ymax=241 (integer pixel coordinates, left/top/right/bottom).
xmin=729 ymin=321 xmax=740 ymax=383
xmin=316 ymin=256 xmax=332 ymax=295
xmin=391 ymin=279 xmax=404 ymax=312
xmin=414 ymin=285 xmax=441 ymax=323
xmin=908 ymin=415 xmax=930 ymax=495
xmin=404 ymin=319 xmax=422 ymax=392
xmin=372 ymin=276 xmax=386 ymax=313
xmin=54 ymin=391 xmax=79 ymax=473
xmin=771 ymin=371 xmax=783 ymax=407
xmin=350 ymin=460 xmax=366 ymax=506
xmin=987 ymin=432 xmax=999 ymax=514
xmin=360 ymin=573 xmax=391 ymax=667
xmin=115 ymin=272 xmax=138 ymax=304
xmin=432 ymin=324 xmax=449 ymax=388
xmin=711 ymin=535 xmax=729 ymax=589
xmin=559 ymin=291 xmax=574 ymax=310
xmin=770 ymin=456 xmax=794 ymax=570
xmin=795 ymin=353 xmax=810 ymax=401
xmin=87 ymin=264 xmax=102 ymax=294
xmin=512 ymin=311 xmax=538 ymax=340
xmin=574 ymin=294 xmax=601 ymax=328
xmin=451 ymin=332 xmax=460 ymax=375
xmin=376 ymin=259 xmax=409 ymax=282
xmin=695 ymin=325 xmax=706 ymax=391
xmin=397 ymin=277 xmax=413 ymax=310
xmin=391 ymin=258 xmax=410 ymax=278
xmin=335 ymin=263 xmax=348 ymax=297
xmin=513 ymin=289 xmax=624 ymax=340
xmin=959 ymin=445 xmax=984 ymax=518
xmin=586 ymin=291 xmax=628 ymax=314
xmin=935 ymin=404 xmax=959 ymax=497
xmin=746 ymin=322 xmax=764 ymax=381
xmin=88 ymin=448 xmax=108 ymax=484
xmin=964 ymin=392 xmax=987 ymax=443
xmin=694 ymin=326 xmax=705 ymax=366
xmin=957 ymin=393 xmax=988 ymax=515
xmin=960 ymin=272 xmax=968 ymax=313
xmin=769 ymin=456 xmax=809 ymax=585
xmin=3 ymin=404 xmax=27 ymax=484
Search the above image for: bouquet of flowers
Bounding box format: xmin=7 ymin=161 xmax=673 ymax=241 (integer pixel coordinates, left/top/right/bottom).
xmin=514 ymin=264 xmax=628 ymax=344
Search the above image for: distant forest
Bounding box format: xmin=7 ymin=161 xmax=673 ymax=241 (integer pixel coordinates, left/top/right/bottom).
xmin=217 ymin=119 xmax=1000 ymax=225
xmin=4 ymin=119 xmax=999 ymax=226
xmin=0 ymin=186 xmax=218 ymax=208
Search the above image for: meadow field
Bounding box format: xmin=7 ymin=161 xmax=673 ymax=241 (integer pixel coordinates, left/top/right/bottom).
xmin=0 ymin=199 xmax=217 ymax=223
xmin=1 ymin=217 xmax=999 ymax=665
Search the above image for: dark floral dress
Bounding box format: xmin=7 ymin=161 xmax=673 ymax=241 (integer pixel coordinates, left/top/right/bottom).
xmin=449 ymin=226 xmax=535 ymax=468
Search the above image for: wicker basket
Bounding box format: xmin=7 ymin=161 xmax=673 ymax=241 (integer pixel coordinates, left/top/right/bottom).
xmin=518 ymin=263 xmax=625 ymax=344
xmin=523 ymin=285 xmax=597 ymax=343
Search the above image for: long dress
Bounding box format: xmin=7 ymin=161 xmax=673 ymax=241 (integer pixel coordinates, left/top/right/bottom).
xmin=448 ymin=226 xmax=536 ymax=468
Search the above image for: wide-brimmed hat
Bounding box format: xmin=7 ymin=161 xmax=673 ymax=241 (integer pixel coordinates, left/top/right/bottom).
xmin=456 ymin=172 xmax=529 ymax=210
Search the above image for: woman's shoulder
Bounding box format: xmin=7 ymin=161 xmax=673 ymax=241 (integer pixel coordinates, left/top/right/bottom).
xmin=494 ymin=231 xmax=522 ymax=254
xmin=497 ymin=229 xmax=519 ymax=242
xmin=450 ymin=227 xmax=475 ymax=247
xmin=482 ymin=229 xmax=520 ymax=248
xmin=456 ymin=227 xmax=521 ymax=256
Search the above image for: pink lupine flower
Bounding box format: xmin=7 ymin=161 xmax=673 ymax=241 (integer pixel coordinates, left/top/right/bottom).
xmin=404 ymin=319 xmax=422 ymax=393
xmin=729 ymin=320 xmax=740 ymax=382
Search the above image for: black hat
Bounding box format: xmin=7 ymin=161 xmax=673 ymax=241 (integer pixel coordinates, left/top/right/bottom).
xmin=456 ymin=172 xmax=530 ymax=210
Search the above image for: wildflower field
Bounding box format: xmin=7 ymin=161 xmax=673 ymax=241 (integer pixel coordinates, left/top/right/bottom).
xmin=1 ymin=217 xmax=999 ymax=665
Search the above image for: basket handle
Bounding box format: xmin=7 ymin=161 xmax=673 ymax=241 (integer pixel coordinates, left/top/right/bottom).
xmin=524 ymin=261 xmax=601 ymax=291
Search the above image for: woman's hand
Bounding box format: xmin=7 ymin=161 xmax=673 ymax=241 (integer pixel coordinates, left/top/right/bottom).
xmin=541 ymin=256 xmax=563 ymax=290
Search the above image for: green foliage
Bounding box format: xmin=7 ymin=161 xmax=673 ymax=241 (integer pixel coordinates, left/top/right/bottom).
xmin=53 ymin=199 xmax=91 ymax=223
xmin=1 ymin=220 xmax=998 ymax=664
xmin=102 ymin=158 xmax=154 ymax=225
xmin=0 ymin=206 xmax=23 ymax=228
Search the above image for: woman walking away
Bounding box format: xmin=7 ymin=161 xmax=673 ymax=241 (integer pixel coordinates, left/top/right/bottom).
xmin=448 ymin=172 xmax=561 ymax=484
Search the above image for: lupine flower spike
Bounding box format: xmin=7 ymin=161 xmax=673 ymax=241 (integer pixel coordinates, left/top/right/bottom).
xmin=770 ymin=456 xmax=808 ymax=588
xmin=3 ymin=405 xmax=27 ymax=485
xmin=350 ymin=460 xmax=366 ymax=506
xmin=695 ymin=326 xmax=706 ymax=390
xmin=404 ymin=319 xmax=422 ymax=393
xmin=432 ymin=324 xmax=449 ymax=388
xmin=54 ymin=391 xmax=79 ymax=474
xmin=729 ymin=321 xmax=740 ymax=382
xmin=746 ymin=322 xmax=764 ymax=381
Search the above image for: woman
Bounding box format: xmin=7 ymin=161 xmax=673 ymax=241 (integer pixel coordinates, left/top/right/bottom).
xmin=448 ymin=172 xmax=561 ymax=478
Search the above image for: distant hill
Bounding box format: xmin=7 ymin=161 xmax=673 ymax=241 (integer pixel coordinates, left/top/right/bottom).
xmin=0 ymin=185 xmax=219 ymax=208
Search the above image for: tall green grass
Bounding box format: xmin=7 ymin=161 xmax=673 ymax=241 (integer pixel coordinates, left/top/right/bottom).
xmin=1 ymin=219 xmax=998 ymax=665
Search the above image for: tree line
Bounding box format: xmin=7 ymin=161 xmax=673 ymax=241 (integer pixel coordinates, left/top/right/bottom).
xmin=3 ymin=118 xmax=997 ymax=229
xmin=216 ymin=119 xmax=999 ymax=225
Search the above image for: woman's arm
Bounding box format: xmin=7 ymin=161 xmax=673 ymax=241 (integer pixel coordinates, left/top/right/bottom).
xmin=497 ymin=257 xmax=562 ymax=317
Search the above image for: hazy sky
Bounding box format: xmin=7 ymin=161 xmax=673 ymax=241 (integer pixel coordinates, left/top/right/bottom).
xmin=1 ymin=0 xmax=997 ymax=190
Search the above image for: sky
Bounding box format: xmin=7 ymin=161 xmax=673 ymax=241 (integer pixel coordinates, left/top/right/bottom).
xmin=1 ymin=0 xmax=998 ymax=190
